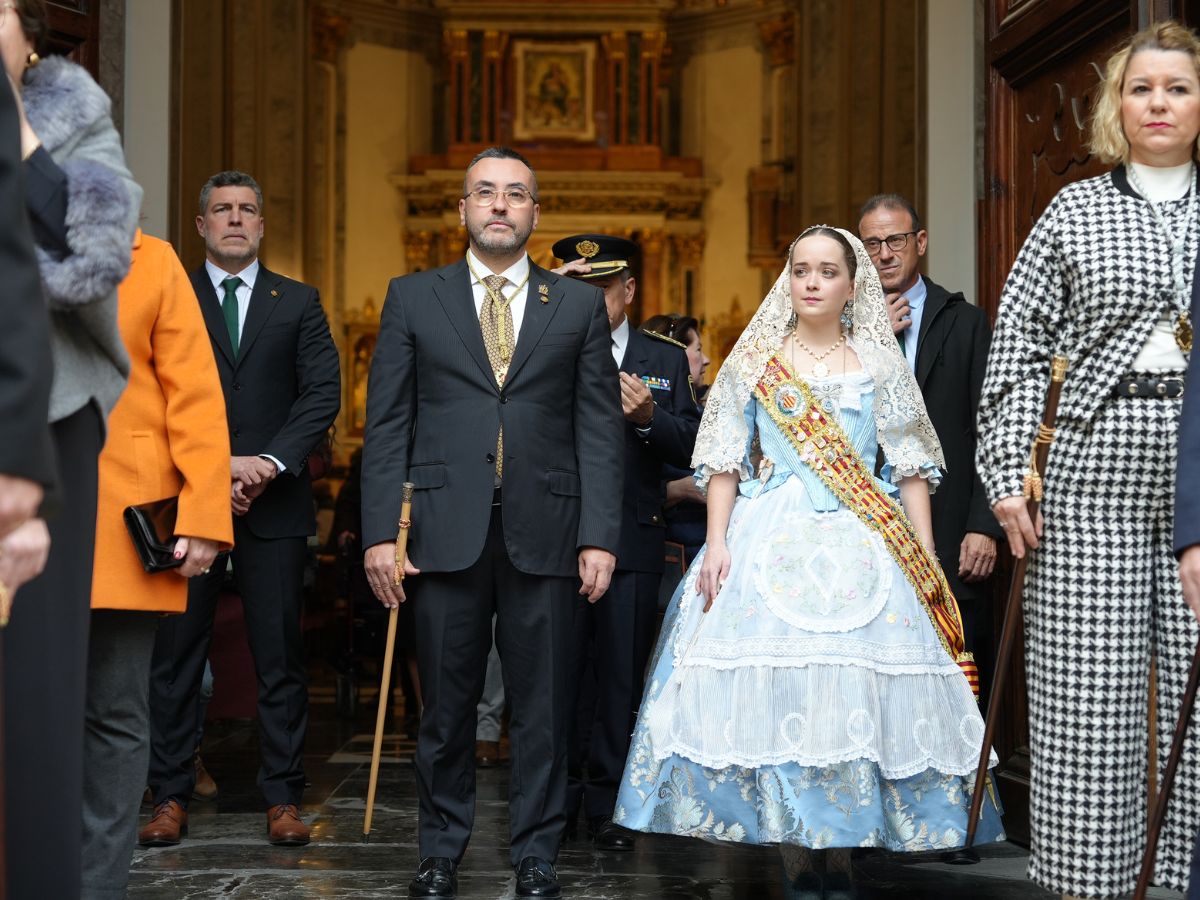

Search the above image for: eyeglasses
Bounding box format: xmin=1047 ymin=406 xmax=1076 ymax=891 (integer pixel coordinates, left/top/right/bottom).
xmin=862 ymin=231 xmax=919 ymax=256
xmin=463 ymin=187 xmax=536 ymax=207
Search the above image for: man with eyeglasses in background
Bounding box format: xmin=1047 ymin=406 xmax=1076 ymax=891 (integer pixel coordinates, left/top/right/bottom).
xmin=361 ymin=147 xmax=623 ymax=898
xmin=858 ymin=194 xmax=1003 ymax=704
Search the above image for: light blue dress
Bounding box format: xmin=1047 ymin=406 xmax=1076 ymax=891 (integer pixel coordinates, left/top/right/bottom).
xmin=614 ymin=370 xmax=1004 ymax=850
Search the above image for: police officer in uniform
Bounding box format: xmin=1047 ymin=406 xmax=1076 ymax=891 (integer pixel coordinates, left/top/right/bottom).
xmin=551 ymin=234 xmax=700 ymax=850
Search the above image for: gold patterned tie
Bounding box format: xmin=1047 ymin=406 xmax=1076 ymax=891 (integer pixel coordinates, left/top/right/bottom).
xmin=479 ymin=274 xmax=514 ymax=480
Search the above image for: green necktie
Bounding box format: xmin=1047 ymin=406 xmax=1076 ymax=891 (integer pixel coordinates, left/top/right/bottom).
xmin=897 ymin=329 xmax=906 ymax=354
xmin=221 ymin=276 xmax=242 ymax=355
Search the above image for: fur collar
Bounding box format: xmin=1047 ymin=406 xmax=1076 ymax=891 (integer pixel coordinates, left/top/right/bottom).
xmin=22 ymin=55 xmax=112 ymax=155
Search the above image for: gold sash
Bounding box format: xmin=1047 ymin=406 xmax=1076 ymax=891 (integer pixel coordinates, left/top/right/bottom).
xmin=755 ymin=356 xmax=978 ymax=694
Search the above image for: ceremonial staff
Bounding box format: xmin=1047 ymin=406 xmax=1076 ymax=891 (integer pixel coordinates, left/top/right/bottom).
xmin=1134 ymin=638 xmax=1200 ymax=899
xmin=362 ymin=481 xmax=414 ymax=843
xmin=955 ymin=354 xmax=1069 ymax=860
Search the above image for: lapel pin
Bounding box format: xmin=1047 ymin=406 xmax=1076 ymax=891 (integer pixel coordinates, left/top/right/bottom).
xmin=538 ymin=284 xmax=549 ymax=303
xmin=270 ymin=289 xmax=279 ymax=298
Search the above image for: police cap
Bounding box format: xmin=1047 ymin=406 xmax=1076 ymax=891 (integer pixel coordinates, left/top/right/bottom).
xmin=551 ymin=233 xmax=639 ymax=280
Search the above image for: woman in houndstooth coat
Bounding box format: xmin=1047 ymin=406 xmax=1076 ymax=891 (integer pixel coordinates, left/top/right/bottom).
xmin=977 ymin=21 xmax=1200 ymax=900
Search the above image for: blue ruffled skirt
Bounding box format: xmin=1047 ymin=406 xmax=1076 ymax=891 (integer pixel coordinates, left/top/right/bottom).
xmin=614 ymin=476 xmax=1005 ymax=851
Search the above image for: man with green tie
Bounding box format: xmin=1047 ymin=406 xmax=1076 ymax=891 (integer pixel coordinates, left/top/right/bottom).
xmin=141 ymin=171 xmax=340 ymax=849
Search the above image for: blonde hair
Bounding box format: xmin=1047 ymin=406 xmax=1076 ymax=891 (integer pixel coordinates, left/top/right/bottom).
xmin=1090 ymin=21 xmax=1200 ymax=164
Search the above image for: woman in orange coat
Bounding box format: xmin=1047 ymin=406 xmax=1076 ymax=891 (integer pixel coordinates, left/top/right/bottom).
xmin=82 ymin=230 xmax=233 ymax=898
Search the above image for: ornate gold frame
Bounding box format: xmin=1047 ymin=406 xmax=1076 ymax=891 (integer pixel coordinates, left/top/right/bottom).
xmin=512 ymin=40 xmax=596 ymax=142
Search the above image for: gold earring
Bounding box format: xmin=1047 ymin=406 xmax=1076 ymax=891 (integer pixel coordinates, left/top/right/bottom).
xmin=25 ymin=52 xmax=40 ymax=69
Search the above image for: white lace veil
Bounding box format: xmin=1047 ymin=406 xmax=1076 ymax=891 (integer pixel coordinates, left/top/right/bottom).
xmin=692 ymin=225 xmax=944 ymax=489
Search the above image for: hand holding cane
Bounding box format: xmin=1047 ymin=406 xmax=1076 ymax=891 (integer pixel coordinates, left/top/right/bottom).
xmin=362 ymin=482 xmax=414 ymax=843
xmin=950 ymin=354 xmax=1069 ymax=863
xmin=1134 ymin=637 xmax=1200 ymax=899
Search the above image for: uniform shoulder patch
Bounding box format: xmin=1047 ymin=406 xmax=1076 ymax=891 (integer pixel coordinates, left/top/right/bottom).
xmin=644 ymin=329 xmax=687 ymax=350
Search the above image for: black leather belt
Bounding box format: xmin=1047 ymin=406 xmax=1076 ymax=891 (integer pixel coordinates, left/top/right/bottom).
xmin=1113 ymin=376 xmax=1184 ymax=398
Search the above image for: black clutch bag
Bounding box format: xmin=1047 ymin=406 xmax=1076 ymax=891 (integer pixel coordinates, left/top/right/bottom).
xmin=123 ymin=496 xmax=183 ymax=573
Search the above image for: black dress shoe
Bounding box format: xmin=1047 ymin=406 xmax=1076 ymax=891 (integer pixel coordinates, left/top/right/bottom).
xmin=515 ymin=856 xmax=560 ymax=897
xmin=408 ymin=856 xmax=457 ymax=898
xmin=589 ymin=816 xmax=635 ymax=851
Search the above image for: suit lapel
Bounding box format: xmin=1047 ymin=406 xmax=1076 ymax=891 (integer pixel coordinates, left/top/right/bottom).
xmin=236 ymin=268 xmax=281 ymax=365
xmin=505 ymin=264 xmax=560 ymax=387
xmin=192 ymin=267 xmax=235 ymax=367
xmin=914 ymin=284 xmax=949 ymax=387
xmin=620 ymin=326 xmax=649 ymax=376
xmin=433 ymin=259 xmax=497 ymax=389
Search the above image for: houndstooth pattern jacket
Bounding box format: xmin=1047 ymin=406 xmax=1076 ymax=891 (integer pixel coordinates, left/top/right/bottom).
xmin=977 ymin=166 xmax=1195 ymax=505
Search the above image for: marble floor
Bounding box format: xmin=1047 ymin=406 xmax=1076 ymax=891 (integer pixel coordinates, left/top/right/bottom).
xmin=129 ymin=684 xmax=1185 ymax=899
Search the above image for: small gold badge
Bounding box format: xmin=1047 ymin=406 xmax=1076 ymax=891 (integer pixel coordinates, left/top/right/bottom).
xmin=1176 ymin=311 xmax=1193 ymax=354
xmin=575 ymin=240 xmax=600 ymax=259
xmin=538 ymin=284 xmax=549 ymax=303
xmin=270 ymin=289 xmax=279 ymax=297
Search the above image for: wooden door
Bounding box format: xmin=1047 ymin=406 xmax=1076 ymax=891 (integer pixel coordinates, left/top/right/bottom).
xmin=42 ymin=1 xmax=100 ymax=73
xmin=979 ymin=0 xmax=1200 ymax=843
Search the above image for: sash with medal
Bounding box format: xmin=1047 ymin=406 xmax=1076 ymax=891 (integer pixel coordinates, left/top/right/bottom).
xmin=754 ymin=355 xmax=980 ymax=695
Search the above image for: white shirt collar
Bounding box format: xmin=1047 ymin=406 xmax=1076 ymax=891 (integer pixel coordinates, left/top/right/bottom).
xmin=467 ymin=248 xmax=530 ymax=288
xmin=611 ymin=316 xmax=630 ymax=366
xmin=206 ymin=258 xmax=260 ymax=292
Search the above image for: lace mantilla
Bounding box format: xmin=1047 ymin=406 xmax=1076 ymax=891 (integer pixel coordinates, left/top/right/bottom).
xmin=692 ymin=227 xmax=943 ymax=490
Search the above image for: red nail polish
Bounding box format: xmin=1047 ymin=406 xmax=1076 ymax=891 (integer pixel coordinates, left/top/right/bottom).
xmin=174 ymin=551 xmax=183 ymax=559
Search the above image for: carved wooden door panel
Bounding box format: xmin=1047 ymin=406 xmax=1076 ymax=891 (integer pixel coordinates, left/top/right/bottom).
xmin=43 ymin=0 xmax=100 ymax=74
xmin=979 ymin=0 xmax=1200 ymax=844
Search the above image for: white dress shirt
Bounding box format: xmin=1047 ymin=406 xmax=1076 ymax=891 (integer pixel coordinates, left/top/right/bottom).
xmin=468 ymin=248 xmax=530 ymax=339
xmin=611 ymin=316 xmax=630 ymax=368
xmin=205 ymin=258 xmax=259 ymax=336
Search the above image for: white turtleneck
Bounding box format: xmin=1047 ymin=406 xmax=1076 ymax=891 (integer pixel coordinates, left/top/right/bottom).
xmin=1130 ymin=160 xmax=1192 ymax=201
xmin=1129 ymin=161 xmax=1191 ymax=373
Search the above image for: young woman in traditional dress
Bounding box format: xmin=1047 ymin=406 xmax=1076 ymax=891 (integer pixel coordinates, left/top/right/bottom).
xmin=614 ymin=226 xmax=1003 ymax=898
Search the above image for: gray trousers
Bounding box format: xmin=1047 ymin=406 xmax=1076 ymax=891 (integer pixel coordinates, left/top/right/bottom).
xmin=81 ymin=609 xmax=160 ymax=900
xmin=476 ymin=616 xmax=504 ymax=741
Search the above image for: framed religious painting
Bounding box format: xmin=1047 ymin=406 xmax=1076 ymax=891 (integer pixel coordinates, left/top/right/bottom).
xmin=512 ymin=40 xmax=596 ymax=142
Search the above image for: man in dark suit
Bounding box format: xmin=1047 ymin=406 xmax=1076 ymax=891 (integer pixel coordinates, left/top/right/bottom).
xmin=361 ymin=148 xmax=622 ymax=899
xmin=551 ymin=234 xmax=699 ymax=851
xmin=858 ymin=194 xmax=1003 ymax=702
xmin=141 ymin=170 xmax=340 ymax=848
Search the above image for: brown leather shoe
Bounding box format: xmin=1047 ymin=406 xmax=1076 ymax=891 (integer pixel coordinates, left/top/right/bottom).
xmin=192 ymin=754 xmax=218 ymax=801
xmin=138 ymin=799 xmax=187 ymax=846
xmin=267 ymin=803 xmax=310 ymax=846
xmin=476 ymin=739 xmax=500 ymax=767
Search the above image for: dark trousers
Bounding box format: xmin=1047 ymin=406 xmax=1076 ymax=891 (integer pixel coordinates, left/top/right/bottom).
xmin=568 ymin=569 xmax=660 ymax=821
xmin=148 ymin=520 xmax=308 ymax=808
xmin=81 ymin=609 xmax=159 ymax=900
xmin=413 ymin=504 xmax=576 ymax=866
xmin=3 ymin=405 xmax=101 ymax=900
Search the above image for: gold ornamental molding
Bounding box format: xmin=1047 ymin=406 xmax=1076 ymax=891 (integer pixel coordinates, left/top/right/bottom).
xmin=433 ymin=0 xmax=675 ymax=32
xmin=391 ymin=169 xmax=718 ymax=221
xmin=667 ymin=0 xmax=793 ymax=47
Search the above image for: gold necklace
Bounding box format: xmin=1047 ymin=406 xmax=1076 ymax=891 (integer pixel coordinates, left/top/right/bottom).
xmin=791 ymin=332 xmax=846 ymax=378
